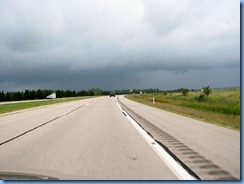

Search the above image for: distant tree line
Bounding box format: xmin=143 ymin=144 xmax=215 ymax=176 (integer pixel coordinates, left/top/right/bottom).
xmin=0 ymin=88 xmax=110 ymax=101
xmin=114 ymin=88 xmax=161 ymax=94
xmin=1 ymin=87 xmax=195 ymax=102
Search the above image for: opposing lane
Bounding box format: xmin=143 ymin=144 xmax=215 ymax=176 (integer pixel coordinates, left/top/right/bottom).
xmin=0 ymin=96 xmax=178 ymax=180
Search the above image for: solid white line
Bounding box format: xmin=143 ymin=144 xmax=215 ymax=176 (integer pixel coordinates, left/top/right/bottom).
xmin=116 ymin=102 xmax=196 ymax=180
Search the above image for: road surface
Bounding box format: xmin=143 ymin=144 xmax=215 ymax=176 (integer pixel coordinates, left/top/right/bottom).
xmin=118 ymin=95 xmax=240 ymax=180
xmin=0 ymin=96 xmax=240 ymax=180
xmin=0 ymin=97 xmax=178 ymax=180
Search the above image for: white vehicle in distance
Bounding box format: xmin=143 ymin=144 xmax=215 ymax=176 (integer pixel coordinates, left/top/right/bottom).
xmin=46 ymin=93 xmax=56 ymax=99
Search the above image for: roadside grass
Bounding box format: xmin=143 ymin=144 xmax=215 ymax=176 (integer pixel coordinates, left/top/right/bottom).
xmin=126 ymin=88 xmax=240 ymax=130
xmin=0 ymin=97 xmax=92 ymax=114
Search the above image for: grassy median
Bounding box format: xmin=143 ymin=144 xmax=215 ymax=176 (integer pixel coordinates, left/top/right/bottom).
xmin=0 ymin=97 xmax=92 ymax=114
xmin=126 ymin=88 xmax=240 ymax=130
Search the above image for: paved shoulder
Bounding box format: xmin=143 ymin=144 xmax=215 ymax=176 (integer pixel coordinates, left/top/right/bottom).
xmin=119 ymin=95 xmax=240 ymax=180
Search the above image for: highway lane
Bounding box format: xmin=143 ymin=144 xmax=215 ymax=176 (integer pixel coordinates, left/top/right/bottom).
xmin=0 ymin=97 xmax=98 ymax=144
xmin=118 ymin=95 xmax=240 ymax=180
xmin=0 ymin=96 xmax=178 ymax=180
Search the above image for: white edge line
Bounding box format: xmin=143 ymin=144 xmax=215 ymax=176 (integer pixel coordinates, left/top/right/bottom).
xmin=116 ymin=101 xmax=196 ymax=180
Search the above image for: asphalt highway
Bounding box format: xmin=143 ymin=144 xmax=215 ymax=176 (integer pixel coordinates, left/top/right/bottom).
xmin=0 ymin=97 xmax=178 ymax=180
xmin=0 ymin=96 xmax=240 ymax=180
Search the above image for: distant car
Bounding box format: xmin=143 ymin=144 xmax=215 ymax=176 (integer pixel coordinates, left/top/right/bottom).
xmin=110 ymin=92 xmax=115 ymax=97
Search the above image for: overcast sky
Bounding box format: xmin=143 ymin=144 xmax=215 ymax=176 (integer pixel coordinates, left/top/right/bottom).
xmin=0 ymin=0 xmax=240 ymax=92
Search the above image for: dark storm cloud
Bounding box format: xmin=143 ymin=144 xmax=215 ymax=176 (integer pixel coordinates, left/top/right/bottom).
xmin=0 ymin=0 xmax=240 ymax=91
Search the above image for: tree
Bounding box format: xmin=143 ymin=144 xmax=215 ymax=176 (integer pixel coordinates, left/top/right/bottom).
xmin=90 ymin=88 xmax=102 ymax=96
xmin=180 ymin=88 xmax=189 ymax=96
xmin=203 ymin=86 xmax=211 ymax=96
xmin=102 ymin=91 xmax=110 ymax=95
xmin=5 ymin=92 xmax=11 ymax=101
xmin=30 ymin=90 xmax=37 ymax=100
xmin=56 ymin=90 xmax=64 ymax=98
xmin=79 ymin=90 xmax=88 ymax=96
xmin=0 ymin=91 xmax=5 ymax=101
xmin=24 ymin=90 xmax=30 ymax=100
xmin=36 ymin=89 xmax=45 ymax=99
xmin=87 ymin=89 xmax=94 ymax=96
xmin=16 ymin=91 xmax=24 ymax=100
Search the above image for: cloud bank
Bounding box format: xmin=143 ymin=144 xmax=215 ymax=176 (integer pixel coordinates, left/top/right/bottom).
xmin=0 ymin=0 xmax=240 ymax=91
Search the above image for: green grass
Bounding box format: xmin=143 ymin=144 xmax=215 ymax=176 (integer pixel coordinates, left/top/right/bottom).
xmin=0 ymin=97 xmax=92 ymax=114
xmin=126 ymin=88 xmax=240 ymax=130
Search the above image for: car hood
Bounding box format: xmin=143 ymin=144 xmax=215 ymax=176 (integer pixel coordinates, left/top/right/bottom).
xmin=0 ymin=166 xmax=96 ymax=180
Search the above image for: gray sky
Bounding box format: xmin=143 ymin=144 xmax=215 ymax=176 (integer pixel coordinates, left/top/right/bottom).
xmin=0 ymin=0 xmax=240 ymax=92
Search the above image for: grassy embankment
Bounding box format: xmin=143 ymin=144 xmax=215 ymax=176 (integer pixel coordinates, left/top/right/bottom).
xmin=126 ymin=88 xmax=240 ymax=130
xmin=0 ymin=97 xmax=92 ymax=114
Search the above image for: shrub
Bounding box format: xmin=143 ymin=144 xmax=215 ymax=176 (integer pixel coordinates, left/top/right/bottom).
xmin=180 ymin=88 xmax=189 ymax=96
xmin=203 ymin=86 xmax=211 ymax=96
xmin=196 ymin=94 xmax=206 ymax=101
xmin=162 ymin=91 xmax=168 ymax=96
